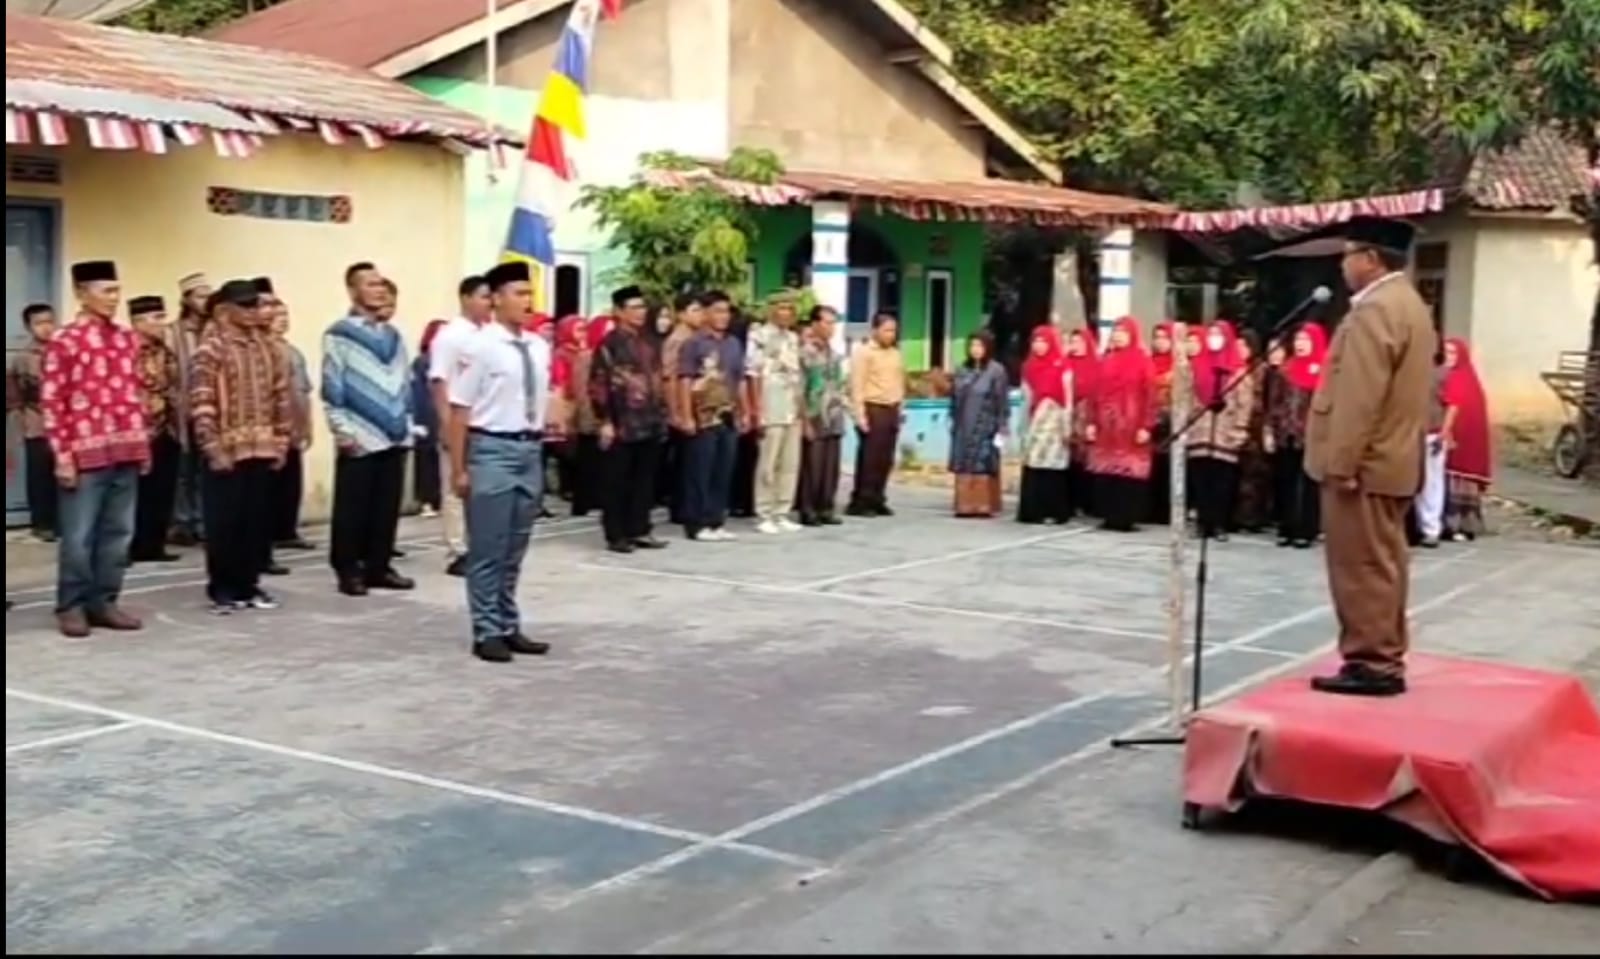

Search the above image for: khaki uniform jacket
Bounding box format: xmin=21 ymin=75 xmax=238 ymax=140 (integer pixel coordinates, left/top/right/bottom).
xmin=1304 ymin=274 xmax=1436 ymax=498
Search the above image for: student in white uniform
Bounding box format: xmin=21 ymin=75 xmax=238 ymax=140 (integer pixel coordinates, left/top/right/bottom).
xmin=428 ymin=275 xmax=492 ymax=576
xmin=446 ymin=261 xmax=552 ymax=663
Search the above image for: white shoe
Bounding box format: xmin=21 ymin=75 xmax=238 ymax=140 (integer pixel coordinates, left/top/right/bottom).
xmin=757 ymin=519 xmax=781 ymax=535
xmin=691 ymin=529 xmax=714 ymax=542
xmin=777 ymin=517 xmax=803 ymax=532
xmin=419 ymin=505 xmax=438 ymax=518
xmin=713 ymin=527 xmax=738 ymax=541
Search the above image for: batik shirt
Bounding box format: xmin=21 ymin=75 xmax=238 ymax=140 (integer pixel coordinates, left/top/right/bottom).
xmin=746 ymin=323 xmax=803 ymax=427
xmin=40 ymin=315 xmax=150 ymax=474
xmin=135 ymin=334 xmax=182 ymax=440
xmin=800 ymin=337 xmax=848 ymax=437
xmin=5 ymin=340 xmax=48 ymax=439
xmin=589 ymin=326 xmax=666 ymax=442
xmin=679 ymin=330 xmax=745 ymax=430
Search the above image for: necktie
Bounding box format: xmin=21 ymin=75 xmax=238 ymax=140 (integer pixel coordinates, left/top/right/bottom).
xmin=513 ymin=338 xmax=537 ymax=428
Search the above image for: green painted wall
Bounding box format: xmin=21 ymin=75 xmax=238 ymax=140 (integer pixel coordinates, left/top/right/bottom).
xmin=749 ymin=207 xmax=985 ymax=370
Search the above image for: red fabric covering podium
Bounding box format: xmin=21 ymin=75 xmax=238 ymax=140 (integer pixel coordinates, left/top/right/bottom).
xmin=1184 ymin=653 xmax=1600 ymax=900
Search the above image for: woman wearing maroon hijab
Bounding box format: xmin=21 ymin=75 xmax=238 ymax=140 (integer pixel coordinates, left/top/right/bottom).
xmin=1440 ymin=337 xmax=1492 ymax=540
xmin=1265 ymin=322 xmax=1327 ymax=546
xmin=1085 ymin=318 xmax=1157 ymax=531
xmin=1185 ymin=319 xmax=1254 ymax=540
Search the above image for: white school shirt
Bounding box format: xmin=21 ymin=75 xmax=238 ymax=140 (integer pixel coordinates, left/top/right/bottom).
xmin=448 ymin=321 xmax=551 ymax=432
xmin=428 ymin=315 xmax=481 ymax=385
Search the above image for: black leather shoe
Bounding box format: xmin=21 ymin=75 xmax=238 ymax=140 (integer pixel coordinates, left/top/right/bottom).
xmin=505 ymin=634 xmax=551 ymax=656
xmin=366 ymin=571 xmax=415 ymax=591
xmin=607 ymin=541 xmax=636 ymax=554
xmin=875 ymin=504 xmax=895 ymax=517
xmin=820 ymin=512 xmax=844 ymax=525
xmin=337 ymin=577 xmax=369 ymax=597
xmin=474 ymin=637 xmax=513 ymax=663
xmin=391 ymin=548 xmax=407 ymax=559
xmin=845 ymin=504 xmax=873 ymax=517
xmin=278 ymin=537 xmax=315 ymax=551
xmin=1310 ymin=665 xmax=1406 ymax=697
xmin=799 ymin=514 xmax=822 ymax=527
xmin=263 ymin=562 xmax=290 ymax=576
xmin=632 ymin=536 xmax=668 ymax=550
xmin=446 ymin=555 xmax=468 ymax=577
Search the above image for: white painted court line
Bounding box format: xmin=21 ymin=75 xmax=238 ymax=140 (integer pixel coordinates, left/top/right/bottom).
xmin=553 ymin=548 xmax=1508 ymax=909
xmin=1 ymin=687 xmax=820 ymax=872
xmin=5 ymin=720 xmax=143 ymax=756
xmin=794 ymin=526 xmax=1093 ymax=591
xmin=575 ymin=563 xmax=1169 ymax=643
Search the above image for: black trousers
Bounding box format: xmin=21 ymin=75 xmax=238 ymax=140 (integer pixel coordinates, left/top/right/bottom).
xmin=1146 ymin=451 xmax=1172 ymax=525
xmin=271 ymin=448 xmax=306 ymax=542
xmin=329 ymin=447 xmax=406 ymax=580
xmin=797 ymin=435 xmax=842 ymax=520
xmin=731 ymin=430 xmax=758 ymax=517
xmin=1188 ymin=456 xmax=1240 ymax=539
xmin=411 ymin=443 xmax=441 ymax=512
xmin=1272 ymin=446 xmax=1321 ymax=543
xmin=1017 ymin=467 xmax=1071 ymax=524
xmin=661 ymin=429 xmax=689 ymax=522
xmin=602 ymin=438 xmax=660 ymax=544
xmin=849 ymin=403 xmax=901 ymax=511
xmin=203 ymin=459 xmax=273 ymax=602
xmin=1095 ymin=473 xmax=1146 ymax=532
xmin=24 ymin=436 xmax=58 ymax=535
xmin=571 ymin=434 xmax=604 ymax=516
xmin=131 ymin=434 xmax=181 ymax=559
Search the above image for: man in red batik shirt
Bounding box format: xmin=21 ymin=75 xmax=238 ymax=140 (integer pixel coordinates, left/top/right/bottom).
xmin=40 ymin=260 xmax=151 ymax=637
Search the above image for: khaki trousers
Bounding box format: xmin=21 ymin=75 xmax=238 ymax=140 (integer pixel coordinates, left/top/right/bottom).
xmin=439 ymin=445 xmax=468 ymax=558
xmin=756 ymin=421 xmax=803 ymax=522
xmin=1321 ymin=484 xmax=1411 ymax=678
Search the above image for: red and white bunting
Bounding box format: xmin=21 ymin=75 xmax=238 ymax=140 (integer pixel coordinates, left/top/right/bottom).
xmin=281 ymin=115 xmax=314 ymax=131
xmin=244 ymin=111 xmax=282 ymax=134
xmin=5 ymin=108 xmax=30 ymax=145
xmin=170 ymin=123 xmax=205 ymax=147
xmin=348 ymin=122 xmax=386 ymax=149
xmin=316 ymin=120 xmax=346 ymax=146
xmin=1168 ymin=188 xmax=1445 ymax=233
xmin=84 ymin=115 xmax=138 ymax=150
xmin=36 ymin=111 xmax=70 ymax=146
xmin=136 ymin=120 xmax=168 ymax=155
xmin=211 ymin=129 xmax=255 ymax=159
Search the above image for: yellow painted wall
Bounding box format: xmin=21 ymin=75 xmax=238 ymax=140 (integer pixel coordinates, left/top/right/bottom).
xmin=7 ymin=134 xmax=465 ymax=519
xmin=1463 ymin=215 xmax=1595 ymax=426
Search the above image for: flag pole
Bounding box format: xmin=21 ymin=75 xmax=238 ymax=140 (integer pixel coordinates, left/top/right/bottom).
xmin=485 ymin=0 xmax=499 ymax=185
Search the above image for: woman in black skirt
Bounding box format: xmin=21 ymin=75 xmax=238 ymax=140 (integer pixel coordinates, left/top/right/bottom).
xmin=1146 ymin=321 xmax=1176 ymax=525
xmin=1185 ymin=321 xmax=1254 ymax=540
xmin=1017 ymin=326 xmax=1073 ymax=524
xmin=1266 ymin=323 xmax=1326 ymax=546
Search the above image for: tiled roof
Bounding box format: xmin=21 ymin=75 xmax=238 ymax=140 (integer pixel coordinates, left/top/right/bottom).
xmin=643 ymin=167 xmax=1174 ymax=228
xmin=4 ymin=13 xmax=515 ymax=147
xmin=210 ymin=0 xmax=521 ymax=69
xmin=1464 ymin=127 xmax=1593 ymax=211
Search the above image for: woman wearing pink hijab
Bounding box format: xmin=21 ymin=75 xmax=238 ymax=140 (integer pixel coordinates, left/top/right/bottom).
xmin=1184 ymin=319 xmax=1255 ymax=540
xmin=1017 ymin=325 xmax=1074 ymax=524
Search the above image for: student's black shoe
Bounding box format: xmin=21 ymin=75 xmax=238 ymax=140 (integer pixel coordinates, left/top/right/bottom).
xmin=263 ymin=562 xmax=290 ymax=576
xmin=875 ymin=504 xmax=895 ymax=517
xmin=538 ymin=507 xmax=556 ymax=519
xmin=474 ymin=637 xmax=514 ymax=663
xmin=446 ymin=555 xmax=468 ymax=577
xmin=505 ymin=634 xmax=551 ymax=656
xmin=366 ymin=571 xmax=415 ymax=591
xmin=337 ymin=577 xmax=370 ymax=597
xmin=799 ymin=514 xmax=822 ymax=527
xmin=820 ymin=513 xmax=843 ymax=525
xmin=1293 ymin=539 xmax=1314 ymax=549
xmin=632 ymin=536 xmax=668 ymax=550
xmin=170 ymin=530 xmax=198 ymax=547
xmin=845 ymin=504 xmax=874 ymax=517
xmin=607 ymin=540 xmax=636 ymax=554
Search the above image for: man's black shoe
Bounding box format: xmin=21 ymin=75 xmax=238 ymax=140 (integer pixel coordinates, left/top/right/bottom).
xmin=607 ymin=540 xmax=636 ymax=554
xmin=446 ymin=555 xmax=468 ymax=577
xmin=366 ymin=571 xmax=415 ymax=591
xmin=337 ymin=577 xmax=369 ymax=597
xmin=474 ymin=637 xmax=513 ymax=663
xmin=505 ymin=634 xmax=551 ymax=656
xmin=632 ymin=536 xmax=668 ymax=550
xmin=1310 ymin=664 xmax=1406 ymax=697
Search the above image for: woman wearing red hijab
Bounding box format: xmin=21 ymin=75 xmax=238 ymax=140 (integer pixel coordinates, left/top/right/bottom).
xmin=1017 ymin=325 xmax=1074 ymax=524
xmin=1085 ymin=317 xmax=1157 ymax=531
xmin=1063 ymin=327 xmax=1100 ymax=519
xmin=1185 ymin=319 xmax=1255 ymax=540
xmin=1146 ymin=321 xmax=1177 ymax=525
xmin=1265 ymin=322 xmax=1327 ymax=546
xmin=1440 ymin=337 xmax=1492 ymax=540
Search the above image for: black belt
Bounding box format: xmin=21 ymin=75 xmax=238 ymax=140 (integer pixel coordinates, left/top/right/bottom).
xmin=469 ymin=427 xmax=543 ymax=442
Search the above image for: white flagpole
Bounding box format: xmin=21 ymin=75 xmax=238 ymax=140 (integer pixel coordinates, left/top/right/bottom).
xmin=485 ymin=0 xmax=499 ymax=185
xmin=1167 ymin=323 xmax=1191 ymax=726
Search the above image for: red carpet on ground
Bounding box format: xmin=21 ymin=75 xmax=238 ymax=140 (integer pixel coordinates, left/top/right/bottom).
xmin=1184 ymin=653 xmax=1600 ymax=900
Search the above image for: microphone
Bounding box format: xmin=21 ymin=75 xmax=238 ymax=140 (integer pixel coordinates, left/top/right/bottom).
xmin=1266 ymin=286 xmax=1331 ymax=350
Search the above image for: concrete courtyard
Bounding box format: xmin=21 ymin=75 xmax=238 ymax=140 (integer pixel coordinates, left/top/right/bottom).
xmin=6 ymin=484 xmax=1598 ymax=954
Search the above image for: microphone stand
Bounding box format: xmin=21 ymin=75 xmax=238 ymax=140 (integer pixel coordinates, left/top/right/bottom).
xmin=1109 ymin=294 xmax=1325 ymax=826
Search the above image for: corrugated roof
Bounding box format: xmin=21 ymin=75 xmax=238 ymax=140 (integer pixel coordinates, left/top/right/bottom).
xmin=210 ymin=0 xmax=518 ymax=69
xmin=1464 ymin=127 xmax=1592 ymax=211
xmin=4 ymin=12 xmax=515 ymax=146
xmin=644 ymin=167 xmax=1173 ymax=228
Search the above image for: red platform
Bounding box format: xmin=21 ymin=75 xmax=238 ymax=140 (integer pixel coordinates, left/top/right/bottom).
xmin=1184 ymin=653 xmax=1600 ymax=900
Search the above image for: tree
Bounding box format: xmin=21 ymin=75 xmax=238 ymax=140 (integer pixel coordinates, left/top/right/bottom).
xmin=114 ymin=0 xmax=284 ymax=34
xmin=577 ymin=147 xmax=785 ymax=306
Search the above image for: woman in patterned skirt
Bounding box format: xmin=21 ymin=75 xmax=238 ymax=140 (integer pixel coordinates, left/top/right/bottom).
xmin=1441 ymin=337 xmax=1493 ymax=540
xmin=948 ymin=331 xmax=1011 ymax=517
xmin=1185 ymin=320 xmax=1254 ymax=541
xmin=1063 ymin=328 xmax=1100 ymax=519
xmin=1230 ymin=330 xmax=1273 ymax=533
xmin=1017 ymin=326 xmax=1073 ymax=524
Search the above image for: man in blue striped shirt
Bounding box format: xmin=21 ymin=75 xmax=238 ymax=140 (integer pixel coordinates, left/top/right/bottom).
xmin=322 ymin=262 xmax=416 ymax=596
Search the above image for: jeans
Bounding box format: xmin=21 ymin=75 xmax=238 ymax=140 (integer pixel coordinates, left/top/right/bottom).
xmin=464 ymin=434 xmax=542 ymax=644
xmin=172 ymin=429 xmax=206 ymax=538
xmin=682 ymin=422 xmax=738 ymax=535
xmin=56 ymin=463 xmax=138 ymax=614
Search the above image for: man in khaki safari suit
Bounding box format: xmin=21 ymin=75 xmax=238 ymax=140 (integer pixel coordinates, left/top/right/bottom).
xmin=1304 ymin=217 xmax=1436 ymax=696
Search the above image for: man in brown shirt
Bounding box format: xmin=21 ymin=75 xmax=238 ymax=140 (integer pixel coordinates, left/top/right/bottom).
xmin=191 ymin=280 xmax=292 ymax=613
xmin=661 ymin=292 xmax=703 ymax=524
xmin=127 ymin=296 xmax=183 ymax=564
xmin=168 ymin=272 xmax=212 ymax=546
xmin=846 ymin=311 xmax=907 ymax=516
xmin=6 ymin=303 xmax=58 ymax=540
xmin=1304 ymin=217 xmax=1436 ymax=696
